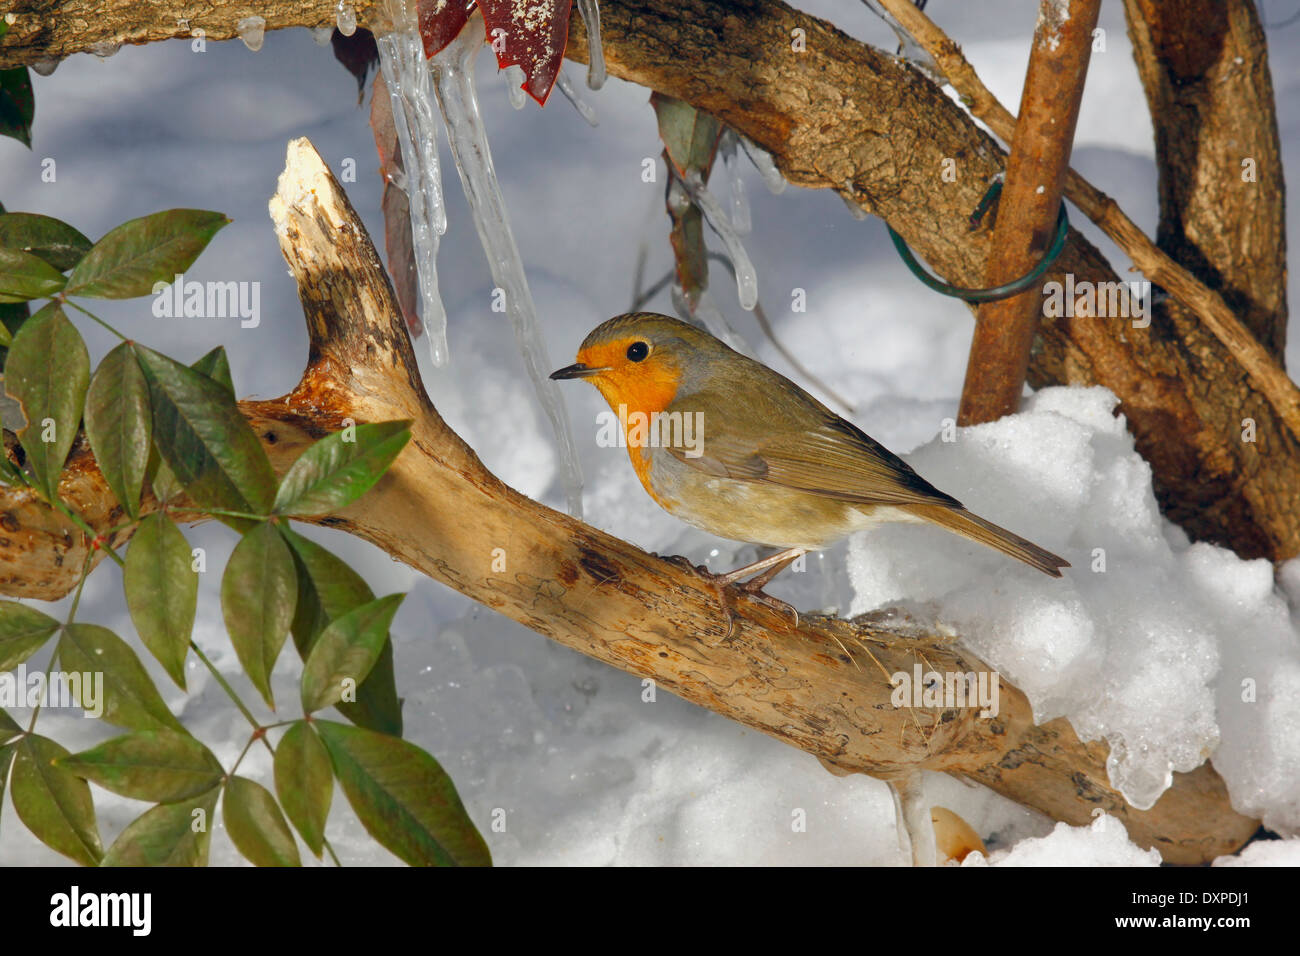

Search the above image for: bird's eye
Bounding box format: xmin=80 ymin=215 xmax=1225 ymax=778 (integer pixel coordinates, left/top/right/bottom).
xmin=626 ymin=341 xmax=649 ymax=362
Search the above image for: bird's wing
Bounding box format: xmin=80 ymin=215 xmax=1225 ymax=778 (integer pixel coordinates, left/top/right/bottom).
xmin=665 ymin=386 xmax=962 ymax=509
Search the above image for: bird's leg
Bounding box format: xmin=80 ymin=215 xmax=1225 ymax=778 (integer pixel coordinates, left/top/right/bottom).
xmin=717 ymin=547 xmax=805 ymax=628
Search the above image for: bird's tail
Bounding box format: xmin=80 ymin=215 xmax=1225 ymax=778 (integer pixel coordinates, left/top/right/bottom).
xmin=907 ymin=504 xmax=1069 ymax=577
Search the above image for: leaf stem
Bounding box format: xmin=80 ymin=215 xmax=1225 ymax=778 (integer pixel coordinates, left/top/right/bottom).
xmin=58 ymin=297 xmax=126 ymax=340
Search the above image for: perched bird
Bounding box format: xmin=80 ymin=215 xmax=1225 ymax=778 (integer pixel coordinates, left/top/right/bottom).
xmin=551 ymin=313 xmax=1068 ymax=602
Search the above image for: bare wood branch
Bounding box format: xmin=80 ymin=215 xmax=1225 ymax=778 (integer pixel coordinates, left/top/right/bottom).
xmin=957 ymin=0 xmax=1101 ymax=425
xmin=0 ymin=138 xmax=1259 ymax=863
xmin=1123 ymin=0 xmax=1288 ymax=359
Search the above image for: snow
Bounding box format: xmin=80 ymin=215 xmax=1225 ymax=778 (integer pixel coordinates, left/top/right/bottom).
xmin=965 ymin=814 xmax=1162 ymax=867
xmin=1 ymin=0 xmax=1299 ymax=867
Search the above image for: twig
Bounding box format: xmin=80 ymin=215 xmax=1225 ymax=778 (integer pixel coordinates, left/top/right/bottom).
xmin=956 ymin=0 xmax=1102 ymax=424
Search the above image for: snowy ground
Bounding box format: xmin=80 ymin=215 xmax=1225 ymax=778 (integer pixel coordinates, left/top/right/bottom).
xmin=2 ymin=0 xmax=1300 ymax=866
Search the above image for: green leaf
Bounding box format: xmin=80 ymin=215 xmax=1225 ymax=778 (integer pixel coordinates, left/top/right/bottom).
xmin=63 ymin=209 xmax=229 ymax=299
xmin=191 ymin=345 xmax=234 ymax=397
xmin=273 ymin=420 xmax=411 ymax=517
xmin=221 ymin=522 xmax=296 ymax=708
xmin=301 ymin=594 xmax=404 ymax=714
xmin=0 ymin=706 xmax=21 ymax=743
xmin=0 ymin=599 xmax=60 ymax=671
xmin=136 ymin=344 xmax=275 ymax=516
xmin=0 ymin=247 xmax=65 ymax=303
xmin=651 ymin=92 xmax=723 ymax=179
xmin=57 ymin=623 xmax=186 ymax=732
xmin=4 ymin=302 xmax=89 ymax=501
xmin=123 ymin=512 xmax=196 ymax=689
xmin=146 ymin=447 xmax=184 ymax=503
xmin=316 ymin=720 xmax=490 ymax=867
xmin=84 ymin=341 xmax=151 ymax=518
xmin=223 ymin=775 xmax=300 ymax=867
xmin=0 ymin=66 xmax=34 ymax=148
xmin=273 ymin=721 xmax=332 ymax=858
xmin=0 ymin=213 xmax=92 ymax=271
xmin=58 ymin=730 xmax=223 ymax=803
xmin=10 ymin=735 xmax=103 ymax=865
xmin=284 ymin=528 xmax=402 ymax=735
xmin=101 ymin=787 xmax=219 ymax=866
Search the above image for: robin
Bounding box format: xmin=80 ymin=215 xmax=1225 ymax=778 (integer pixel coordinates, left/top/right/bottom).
xmin=551 ymin=312 xmax=1068 ymax=609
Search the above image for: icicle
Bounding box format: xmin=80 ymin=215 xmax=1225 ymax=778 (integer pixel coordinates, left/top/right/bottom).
xmin=87 ymin=41 xmax=121 ymax=59
xmin=738 ymin=135 xmax=787 ymax=195
xmin=840 ymin=184 xmax=869 ymax=221
xmin=336 ymin=0 xmax=358 ymax=37
xmin=859 ymin=1 xmax=944 ymax=83
xmin=237 ymin=16 xmax=266 ymax=52
xmin=720 ymin=132 xmax=752 ymax=236
xmin=681 ymin=169 xmax=758 ymax=311
xmin=575 ymin=0 xmax=607 ymax=90
xmin=312 ymin=26 xmax=334 ymax=46
xmin=555 ymin=71 xmax=599 ymax=127
xmin=376 ymin=0 xmax=450 ymax=366
xmin=431 ymin=14 xmax=585 ymax=518
xmin=30 ymin=58 xmax=60 ymax=77
xmin=504 ymin=65 xmax=527 ymax=111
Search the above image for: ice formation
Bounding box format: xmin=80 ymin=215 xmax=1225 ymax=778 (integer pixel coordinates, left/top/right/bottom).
xmin=682 ymin=169 xmax=758 ymax=310
xmin=575 ymin=0 xmax=607 ymax=90
xmin=556 ymin=70 xmax=599 ymax=127
xmin=336 ymin=0 xmax=358 ymax=37
xmin=860 ymin=0 xmax=945 ymax=83
xmin=236 ymin=16 xmax=266 ymax=53
xmin=375 ymin=0 xmax=450 ymax=366
xmin=739 ymin=135 xmax=787 ymax=195
xmin=431 ymin=15 xmax=585 ymax=517
xmin=719 ymin=132 xmax=752 ymax=236
xmin=311 ymin=26 xmax=334 ymax=46
xmin=964 ymin=814 xmax=1162 ymax=867
xmin=846 ymin=386 xmax=1300 ymax=828
xmin=504 ymin=64 xmax=527 ymax=111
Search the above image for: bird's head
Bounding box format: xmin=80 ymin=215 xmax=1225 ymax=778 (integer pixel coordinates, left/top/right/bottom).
xmin=550 ymin=312 xmax=726 ymax=415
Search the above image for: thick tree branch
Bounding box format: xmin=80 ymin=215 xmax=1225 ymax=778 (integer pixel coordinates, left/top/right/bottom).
xmin=1124 ymin=0 xmax=1288 ymax=362
xmin=0 ymin=138 xmax=1259 ymax=864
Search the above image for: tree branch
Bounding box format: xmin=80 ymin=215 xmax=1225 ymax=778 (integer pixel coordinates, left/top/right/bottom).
xmin=0 ymin=137 xmax=1259 ymax=864
xmin=957 ymin=0 xmax=1101 ymax=425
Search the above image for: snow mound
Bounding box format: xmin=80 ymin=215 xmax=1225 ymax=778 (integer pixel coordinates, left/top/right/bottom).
xmin=965 ymin=814 xmax=1161 ymax=866
xmin=848 ymin=386 xmax=1300 ymax=830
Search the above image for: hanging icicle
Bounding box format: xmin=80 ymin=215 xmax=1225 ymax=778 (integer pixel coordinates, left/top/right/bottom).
xmin=504 ymin=64 xmax=528 ymax=111
xmin=738 ymin=135 xmax=787 ymax=195
xmin=719 ymin=131 xmax=752 ymax=236
xmin=681 ymin=169 xmax=758 ymax=311
xmin=431 ymin=13 xmax=585 ymax=518
xmin=555 ymin=70 xmax=599 ymax=127
xmin=575 ymin=0 xmax=607 ymax=90
xmin=375 ymin=0 xmax=450 ymax=367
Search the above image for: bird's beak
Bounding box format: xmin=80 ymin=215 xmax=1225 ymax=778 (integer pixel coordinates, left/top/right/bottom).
xmin=549 ymin=363 xmax=608 ymax=380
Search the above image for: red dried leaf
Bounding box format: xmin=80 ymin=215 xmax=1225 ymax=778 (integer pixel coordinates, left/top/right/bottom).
xmin=418 ymin=0 xmax=572 ymax=106
xmin=418 ymin=0 xmax=472 ymax=59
